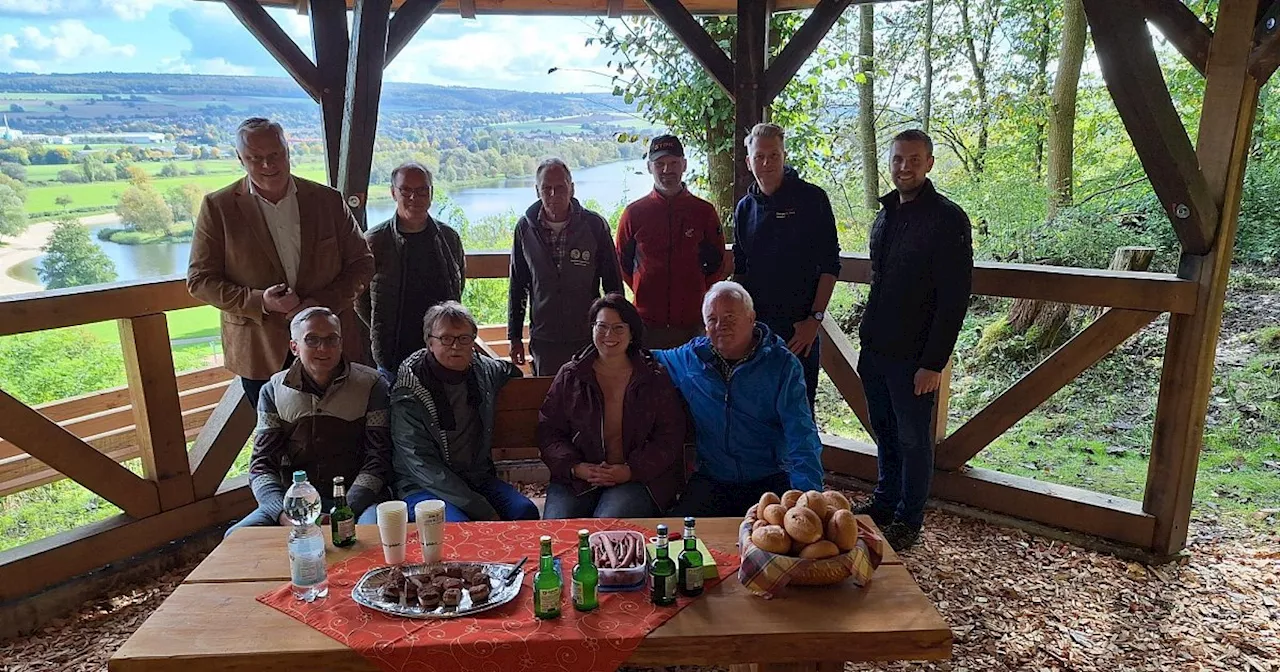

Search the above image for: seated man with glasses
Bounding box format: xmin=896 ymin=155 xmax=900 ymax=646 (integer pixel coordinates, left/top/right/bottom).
xmin=390 ymin=301 xmax=540 ymax=522
xmin=229 ymin=306 xmax=392 ymax=535
xmin=652 ymin=281 xmax=824 ymax=517
xmin=537 ymin=294 xmax=687 ymax=519
xmin=359 ymin=161 xmax=465 ymax=385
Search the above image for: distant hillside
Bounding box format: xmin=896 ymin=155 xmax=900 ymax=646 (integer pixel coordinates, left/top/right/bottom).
xmin=0 ymin=72 xmax=641 ymax=140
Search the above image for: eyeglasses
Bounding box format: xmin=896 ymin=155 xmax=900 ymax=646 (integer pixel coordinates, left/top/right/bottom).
xmin=302 ymin=334 xmax=342 ymax=348
xmin=396 ymin=186 xmax=431 ymax=199
xmin=593 ymin=322 xmax=629 ymax=337
xmin=430 ymin=333 xmax=476 ymax=348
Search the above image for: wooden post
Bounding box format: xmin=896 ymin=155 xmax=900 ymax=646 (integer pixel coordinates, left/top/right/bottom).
xmin=223 ymin=0 xmax=321 ymax=103
xmin=1145 ymin=0 xmax=1261 ymax=557
xmin=761 ymin=0 xmax=854 ymax=105
xmin=338 ymin=0 xmax=392 ymax=231
xmin=1141 ymin=0 xmax=1212 ymax=76
xmin=309 ymin=0 xmax=348 ymax=188
xmin=643 ymin=0 xmax=734 ymax=96
xmin=734 ymin=0 xmax=769 ymax=203
xmin=385 ymin=0 xmax=444 ymax=66
xmin=188 ymin=386 xmax=256 ymax=500
xmin=120 ymin=314 xmax=196 ymax=510
xmin=930 ymin=360 xmax=952 ymax=445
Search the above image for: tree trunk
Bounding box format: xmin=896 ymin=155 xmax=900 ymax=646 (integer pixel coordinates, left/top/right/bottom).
xmin=921 ymin=0 xmax=934 ymax=133
xmin=706 ymin=114 xmax=736 ymax=237
xmin=1046 ymin=0 xmax=1087 ymax=218
xmin=858 ymin=3 xmax=878 ymax=210
xmin=1032 ymin=4 xmax=1051 ymax=181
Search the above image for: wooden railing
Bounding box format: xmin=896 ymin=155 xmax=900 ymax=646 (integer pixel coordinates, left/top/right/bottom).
xmin=0 ymin=250 xmax=1209 ymax=603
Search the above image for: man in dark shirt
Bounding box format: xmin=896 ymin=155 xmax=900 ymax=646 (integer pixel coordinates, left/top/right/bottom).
xmin=855 ymin=129 xmax=973 ymax=551
xmin=732 ymin=123 xmax=841 ymax=410
xmin=359 ymin=162 xmax=466 ymax=384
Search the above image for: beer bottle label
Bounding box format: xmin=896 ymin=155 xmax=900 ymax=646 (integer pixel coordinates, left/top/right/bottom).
xmin=537 ymin=586 xmax=560 ymax=611
xmin=336 ymin=518 xmax=355 ymax=541
xmin=571 ymin=579 xmax=582 ymax=604
xmin=652 ymin=574 xmax=675 ymax=601
xmin=684 ymin=567 xmax=704 ymax=591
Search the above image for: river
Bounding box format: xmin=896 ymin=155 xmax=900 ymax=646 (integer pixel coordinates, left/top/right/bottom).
xmin=8 ymin=158 xmax=652 ymax=287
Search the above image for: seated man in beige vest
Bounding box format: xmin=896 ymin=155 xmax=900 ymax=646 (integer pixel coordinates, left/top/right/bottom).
xmin=187 ymin=117 xmax=374 ymax=408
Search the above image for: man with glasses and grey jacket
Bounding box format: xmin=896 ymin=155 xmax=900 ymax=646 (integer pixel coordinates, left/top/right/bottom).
xmin=508 ymin=158 xmax=624 ymax=376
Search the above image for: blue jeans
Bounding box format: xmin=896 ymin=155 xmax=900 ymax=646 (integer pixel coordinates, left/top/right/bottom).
xmin=857 ymin=349 xmax=937 ymax=529
xmin=226 ymin=497 xmax=379 ymax=537
xmin=403 ymin=478 xmax=541 ymax=522
xmin=765 ymin=321 xmax=821 ymax=413
xmin=542 ymin=482 xmax=660 ymax=519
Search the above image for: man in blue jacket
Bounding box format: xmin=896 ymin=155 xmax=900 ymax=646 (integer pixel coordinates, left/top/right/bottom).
xmin=653 ymin=281 xmax=824 ymax=517
xmin=732 ymin=123 xmax=841 ymax=411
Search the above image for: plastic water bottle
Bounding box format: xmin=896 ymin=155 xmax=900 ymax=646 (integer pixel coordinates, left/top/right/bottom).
xmin=283 ymin=470 xmax=328 ymax=602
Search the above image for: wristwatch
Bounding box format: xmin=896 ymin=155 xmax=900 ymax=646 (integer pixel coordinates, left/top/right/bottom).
xmin=809 ymin=310 xmax=825 ymax=321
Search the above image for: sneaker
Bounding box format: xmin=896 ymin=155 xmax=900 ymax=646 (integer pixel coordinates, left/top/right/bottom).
xmin=882 ymin=521 xmax=921 ymax=552
xmin=850 ymin=499 xmax=894 ymax=528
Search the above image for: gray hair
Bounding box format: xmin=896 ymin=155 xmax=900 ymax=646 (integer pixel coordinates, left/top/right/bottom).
xmin=744 ymin=122 xmax=785 ymax=150
xmin=423 ymin=301 xmax=478 ymax=339
xmin=236 ymin=117 xmax=288 ymax=154
xmin=535 ymin=157 xmax=572 ymax=184
xmin=290 ymin=306 xmax=340 ymax=339
xmin=702 ymin=280 xmax=755 ymax=316
xmin=391 ymin=161 xmax=433 ymax=186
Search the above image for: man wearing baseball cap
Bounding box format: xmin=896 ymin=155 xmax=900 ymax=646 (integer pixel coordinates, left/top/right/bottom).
xmin=616 ymin=134 xmax=727 ymax=349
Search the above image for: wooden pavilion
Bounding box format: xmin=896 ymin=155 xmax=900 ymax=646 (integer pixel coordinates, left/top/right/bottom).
xmin=0 ymin=0 xmax=1275 ymax=628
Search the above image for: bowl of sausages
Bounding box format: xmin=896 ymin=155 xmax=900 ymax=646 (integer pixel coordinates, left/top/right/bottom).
xmin=588 ymin=530 xmax=648 ymax=592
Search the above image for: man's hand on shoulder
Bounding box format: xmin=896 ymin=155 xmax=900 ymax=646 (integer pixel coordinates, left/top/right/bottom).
xmin=913 ymin=368 xmax=942 ymax=396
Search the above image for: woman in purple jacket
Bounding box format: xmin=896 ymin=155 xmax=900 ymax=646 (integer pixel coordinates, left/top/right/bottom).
xmin=538 ymin=294 xmax=687 ymax=518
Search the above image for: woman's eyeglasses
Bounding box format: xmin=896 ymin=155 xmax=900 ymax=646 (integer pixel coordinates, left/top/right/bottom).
xmin=592 ymin=322 xmax=629 ymax=337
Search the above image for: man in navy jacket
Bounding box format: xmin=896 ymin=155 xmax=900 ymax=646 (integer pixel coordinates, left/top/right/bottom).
xmin=856 ymin=129 xmax=973 ymax=552
xmin=732 ymin=123 xmax=841 ymax=412
xmin=654 ymin=281 xmax=824 ymax=518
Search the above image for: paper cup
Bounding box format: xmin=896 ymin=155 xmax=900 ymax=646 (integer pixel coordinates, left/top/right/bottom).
xmin=414 ymin=499 xmax=446 ymax=564
xmin=376 ymin=501 xmax=408 ymax=565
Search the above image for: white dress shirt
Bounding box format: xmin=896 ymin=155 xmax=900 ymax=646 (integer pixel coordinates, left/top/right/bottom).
xmin=249 ymin=177 xmax=301 ymax=288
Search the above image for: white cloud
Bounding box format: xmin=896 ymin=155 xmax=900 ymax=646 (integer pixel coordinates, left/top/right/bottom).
xmin=0 ymin=20 xmax=136 ymax=71
xmin=0 ymin=0 xmax=166 ymax=21
xmin=384 ymin=16 xmax=613 ymax=93
xmin=159 ymin=55 xmax=256 ymax=77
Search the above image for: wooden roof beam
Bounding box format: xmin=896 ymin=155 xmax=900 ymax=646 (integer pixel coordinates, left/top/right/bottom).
xmin=763 ymin=0 xmax=854 ymax=104
xmin=1250 ymin=1 xmax=1280 ymax=83
xmin=386 ymin=0 xmax=445 ymax=65
xmin=310 ymin=0 xmax=349 ymax=186
xmin=1084 ymin=0 xmax=1219 ymax=255
xmin=1142 ymin=0 xmax=1212 ymax=77
xmin=223 ymin=0 xmax=322 ymax=103
xmin=643 ymin=0 xmax=734 ymax=97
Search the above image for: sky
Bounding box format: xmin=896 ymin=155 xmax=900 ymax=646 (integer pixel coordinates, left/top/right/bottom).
xmin=0 ymin=0 xmax=620 ymax=92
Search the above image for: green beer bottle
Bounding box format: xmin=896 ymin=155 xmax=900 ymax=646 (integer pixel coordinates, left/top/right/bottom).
xmin=649 ymin=524 xmax=677 ymax=606
xmin=329 ymin=477 xmax=356 ymax=548
xmin=677 ymin=516 xmax=704 ymax=597
xmin=533 ymin=535 xmax=562 ymax=619
xmin=571 ymin=529 xmax=599 ymax=612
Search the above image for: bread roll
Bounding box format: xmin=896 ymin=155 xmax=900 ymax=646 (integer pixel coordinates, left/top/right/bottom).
xmin=752 ymin=518 xmax=770 ymax=532
xmin=759 ymin=491 xmax=781 ymax=510
xmin=751 ymin=524 xmax=792 ymax=554
xmin=762 ymin=503 xmax=788 ymax=526
xmin=780 ymin=489 xmax=804 ymax=509
xmin=797 ymin=490 xmax=833 ymax=522
xmin=783 ymin=506 xmax=823 ymax=545
xmin=823 ymin=490 xmax=851 ymax=513
xmin=826 ymin=508 xmax=859 ymax=552
xmin=798 ymin=540 xmax=841 ymax=560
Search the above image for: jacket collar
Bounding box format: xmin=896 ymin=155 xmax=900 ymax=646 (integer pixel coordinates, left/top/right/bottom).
xmin=878 ymin=178 xmax=940 ymax=209
xmin=563 ymin=346 xmax=663 ymax=383
xmin=694 ymin=322 xmax=772 ymax=365
xmin=648 ymin=185 xmax=690 ymax=202
xmin=282 ymin=357 xmax=350 ymax=396
xmin=386 ymin=212 xmax=439 ymax=245
xmin=747 ymin=166 xmax=801 ymax=200
xmin=523 ymin=197 xmax=586 ymax=227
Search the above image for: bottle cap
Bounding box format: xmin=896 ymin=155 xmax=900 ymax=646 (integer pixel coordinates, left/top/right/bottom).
xmin=333 ymin=476 xmax=345 ymax=485
xmin=578 ymin=529 xmax=589 ymax=537
xmin=292 ymin=470 xmax=307 ymax=483
xmin=656 ymin=524 xmax=668 ymax=535
xmin=684 ymin=516 xmax=695 ymax=527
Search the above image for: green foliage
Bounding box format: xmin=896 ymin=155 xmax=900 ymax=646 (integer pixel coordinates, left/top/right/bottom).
xmin=100 ymin=222 xmax=193 ymax=245
xmin=115 ymin=184 xmax=173 ymax=234
xmin=37 ymin=218 xmax=117 ymax=289
xmin=0 ymin=182 xmax=27 ymax=238
xmin=0 ymin=147 xmax=29 ymax=165
xmin=165 ymin=182 xmax=204 ymax=223
xmin=1235 ymin=153 xmax=1280 ymax=265
xmin=80 ymin=155 xmax=113 ymax=182
xmin=1 ymin=161 xmax=26 ymax=181
xmin=1245 ymin=327 xmax=1280 ymax=354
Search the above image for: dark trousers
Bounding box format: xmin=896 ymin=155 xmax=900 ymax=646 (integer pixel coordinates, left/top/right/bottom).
xmin=765 ymin=320 xmax=821 ymax=412
xmin=643 ymin=324 xmax=703 ymax=350
xmin=542 ymin=482 xmax=660 ymax=519
xmin=530 ymin=339 xmax=588 ymax=377
xmin=403 ymin=477 xmax=541 ymax=523
xmin=241 ymin=377 xmax=269 ymax=411
xmin=857 ymin=349 xmax=936 ymax=529
xmin=669 ymin=472 xmax=792 ymax=518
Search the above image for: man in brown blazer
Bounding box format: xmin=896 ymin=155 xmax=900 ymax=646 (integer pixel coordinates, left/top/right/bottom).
xmin=188 ymin=117 xmax=374 ymax=408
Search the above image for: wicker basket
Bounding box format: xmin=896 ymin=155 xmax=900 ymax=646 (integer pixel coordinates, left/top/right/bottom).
xmin=752 ymin=546 xmax=858 ymax=586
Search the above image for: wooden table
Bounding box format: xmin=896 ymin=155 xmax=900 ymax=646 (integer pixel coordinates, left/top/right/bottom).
xmin=110 ymin=517 xmax=949 ymax=672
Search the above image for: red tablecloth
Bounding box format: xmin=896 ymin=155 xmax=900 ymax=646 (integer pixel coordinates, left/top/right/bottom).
xmin=258 ymin=519 xmax=739 ymax=672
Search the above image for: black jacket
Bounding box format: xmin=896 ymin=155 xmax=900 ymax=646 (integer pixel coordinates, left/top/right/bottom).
xmin=732 ymin=167 xmax=842 ymax=333
xmin=358 ymin=215 xmax=465 ymax=371
xmin=859 ymin=179 xmax=973 ymax=372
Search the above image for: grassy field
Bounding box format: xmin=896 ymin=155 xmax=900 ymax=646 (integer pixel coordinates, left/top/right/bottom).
xmin=21 ymin=158 xmax=245 ymax=183
xmin=25 ymin=162 xmax=328 ymax=217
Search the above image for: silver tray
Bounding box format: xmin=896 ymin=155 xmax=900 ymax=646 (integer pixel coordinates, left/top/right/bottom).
xmin=352 ymin=561 xmax=525 ymax=619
